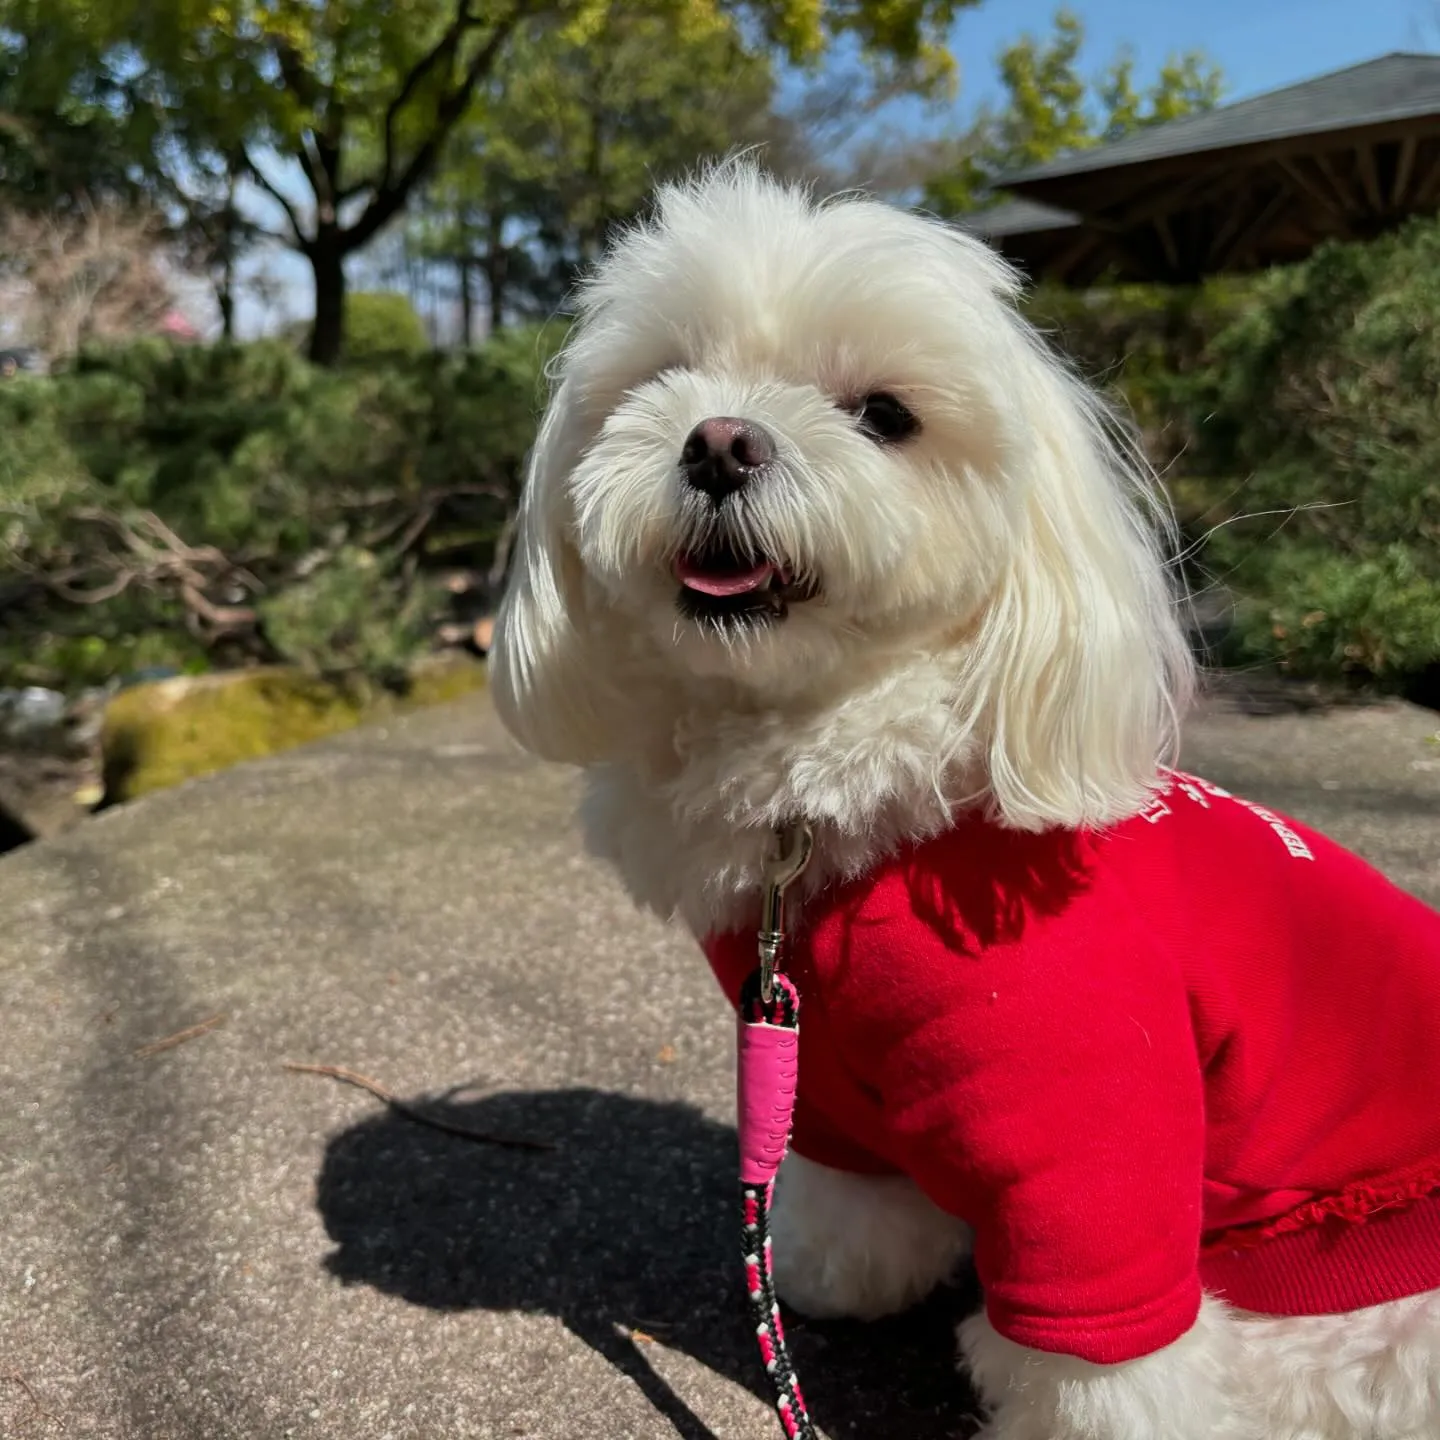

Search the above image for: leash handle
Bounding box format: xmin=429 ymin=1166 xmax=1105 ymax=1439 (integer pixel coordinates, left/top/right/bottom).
xmin=739 ymin=971 xmax=815 ymax=1440
xmin=738 ymin=821 xmax=817 ymax=1440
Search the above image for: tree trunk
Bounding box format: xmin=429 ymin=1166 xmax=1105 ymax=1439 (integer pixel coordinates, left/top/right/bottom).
xmin=218 ymin=209 xmax=236 ymax=341
xmin=457 ymin=259 xmax=473 ymax=348
xmin=219 ymin=168 xmax=238 ymax=342
xmin=309 ymin=234 xmax=347 ymax=366
xmin=484 ymin=209 xmax=507 ymax=335
xmin=486 ymin=505 xmax=520 ymax=596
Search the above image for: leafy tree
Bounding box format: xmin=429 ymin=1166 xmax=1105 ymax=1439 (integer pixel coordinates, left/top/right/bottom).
xmin=339 ymin=291 xmax=430 ymax=358
xmin=2 ymin=0 xmax=969 ymax=364
xmin=0 ymin=22 xmax=143 ymax=212
xmin=989 ymin=6 xmax=1092 ymax=174
xmin=1096 ymin=48 xmax=1225 ymax=142
xmin=922 ymin=8 xmax=1223 ymax=215
xmin=411 ymin=9 xmax=806 ymax=338
xmin=0 ymin=202 xmax=178 ymax=355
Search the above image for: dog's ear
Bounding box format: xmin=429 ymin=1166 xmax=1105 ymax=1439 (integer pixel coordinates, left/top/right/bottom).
xmin=968 ymin=337 xmax=1195 ymax=831
xmin=490 ymin=376 xmax=623 ymax=764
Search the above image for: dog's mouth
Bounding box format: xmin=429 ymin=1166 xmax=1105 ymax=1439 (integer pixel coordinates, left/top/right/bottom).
xmin=673 ymin=541 xmax=818 ymax=628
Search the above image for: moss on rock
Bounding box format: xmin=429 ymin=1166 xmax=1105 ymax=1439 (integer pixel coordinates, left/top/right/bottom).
xmin=102 ymin=653 xmax=487 ymax=803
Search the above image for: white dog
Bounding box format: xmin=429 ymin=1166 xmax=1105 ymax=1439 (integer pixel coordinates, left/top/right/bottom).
xmin=490 ymin=160 xmax=1440 ymax=1440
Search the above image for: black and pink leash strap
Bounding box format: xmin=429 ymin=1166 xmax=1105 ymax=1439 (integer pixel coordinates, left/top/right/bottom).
xmin=736 ymin=824 xmax=817 ymax=1440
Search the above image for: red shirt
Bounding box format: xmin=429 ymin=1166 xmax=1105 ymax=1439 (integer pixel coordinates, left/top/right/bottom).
xmin=704 ymin=773 xmax=1440 ymax=1364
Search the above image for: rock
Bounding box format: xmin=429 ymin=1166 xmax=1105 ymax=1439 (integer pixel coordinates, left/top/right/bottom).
xmin=101 ymin=655 xmax=488 ymax=804
xmin=2 ymin=690 xmax=1437 ymax=1437
xmin=0 ymin=693 xmax=970 ymax=1440
xmin=0 ymin=686 xmax=108 ymax=845
xmin=0 ymin=686 xmax=68 ymax=745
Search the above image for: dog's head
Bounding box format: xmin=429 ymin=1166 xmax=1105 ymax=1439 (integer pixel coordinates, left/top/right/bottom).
xmin=492 ymin=161 xmax=1193 ymax=831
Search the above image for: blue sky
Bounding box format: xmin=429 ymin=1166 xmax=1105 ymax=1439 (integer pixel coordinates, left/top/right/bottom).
xmin=231 ymin=0 xmax=1440 ymax=337
xmin=939 ymin=0 xmax=1437 ymax=116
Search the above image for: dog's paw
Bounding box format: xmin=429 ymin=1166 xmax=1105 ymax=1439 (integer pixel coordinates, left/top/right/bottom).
xmin=768 ymin=1152 xmax=971 ymax=1320
xmin=958 ymin=1298 xmax=1252 ymax=1440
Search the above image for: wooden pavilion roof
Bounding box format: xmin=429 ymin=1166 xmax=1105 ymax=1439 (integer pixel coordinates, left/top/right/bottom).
xmin=961 ymin=53 xmax=1440 ymax=285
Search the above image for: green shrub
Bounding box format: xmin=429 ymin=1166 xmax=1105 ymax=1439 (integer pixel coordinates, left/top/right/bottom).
xmin=1025 ymin=277 xmax=1258 ymax=473
xmin=1024 ymin=226 xmax=1440 ymax=697
xmin=1182 ymin=220 xmax=1440 ymax=692
xmin=341 ymin=291 xmax=429 ymax=359
xmin=0 ymin=322 xmax=567 ymax=691
xmin=1218 ymin=545 xmax=1440 ymax=686
xmin=257 ymin=546 xmax=440 ymax=681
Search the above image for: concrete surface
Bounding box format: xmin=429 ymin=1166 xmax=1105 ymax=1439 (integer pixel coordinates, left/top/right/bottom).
xmin=3 ymin=686 xmax=1438 ymax=1440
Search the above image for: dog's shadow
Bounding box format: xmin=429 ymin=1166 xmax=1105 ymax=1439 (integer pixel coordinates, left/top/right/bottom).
xmin=315 ymin=1086 xmax=981 ymax=1438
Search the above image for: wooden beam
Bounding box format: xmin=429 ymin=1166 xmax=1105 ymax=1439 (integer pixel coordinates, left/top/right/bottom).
xmin=1211 ymin=185 xmax=1293 ymax=270
xmin=1109 ymin=165 xmax=1230 ymax=227
xmin=1411 ymin=148 xmax=1440 ymax=208
xmin=1277 ymin=157 xmax=1349 ymax=219
xmin=1047 ymin=230 xmax=1103 ymax=285
xmin=1313 ymin=151 xmax=1359 ymax=210
xmin=1083 ymin=165 xmax=1260 ymax=245
xmin=1392 ymin=133 xmax=1419 ymax=207
xmin=1206 ymin=168 xmax=1290 ymax=263
xmin=1356 ymin=142 xmax=1383 ymax=212
xmin=1153 ymin=212 xmax=1181 ymax=272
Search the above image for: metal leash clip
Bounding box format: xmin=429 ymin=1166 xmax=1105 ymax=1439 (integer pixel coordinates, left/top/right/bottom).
xmin=756 ymin=822 xmax=814 ymax=1004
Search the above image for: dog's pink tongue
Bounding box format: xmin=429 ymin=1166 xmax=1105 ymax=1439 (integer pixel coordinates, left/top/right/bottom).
xmin=675 ymin=556 xmax=776 ymax=597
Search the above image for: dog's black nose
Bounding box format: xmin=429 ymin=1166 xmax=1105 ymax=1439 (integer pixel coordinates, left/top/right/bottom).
xmin=680 ymin=417 xmax=775 ymax=500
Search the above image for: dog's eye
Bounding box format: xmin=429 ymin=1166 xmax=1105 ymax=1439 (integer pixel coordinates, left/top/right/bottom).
xmin=851 ymin=392 xmax=919 ymax=443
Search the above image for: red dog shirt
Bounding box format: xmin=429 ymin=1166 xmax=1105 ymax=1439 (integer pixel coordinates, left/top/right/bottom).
xmin=704 ymin=773 xmax=1440 ymax=1364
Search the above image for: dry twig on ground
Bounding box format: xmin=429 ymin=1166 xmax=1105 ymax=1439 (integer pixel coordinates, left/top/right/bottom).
xmin=133 ymin=1013 xmax=227 ymax=1059
xmin=282 ymin=1061 xmax=554 ymax=1151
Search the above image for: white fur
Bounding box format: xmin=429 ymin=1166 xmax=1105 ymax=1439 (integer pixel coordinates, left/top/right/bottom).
xmin=489 ymin=161 xmax=1440 ymax=1438
xmin=960 ymin=1295 xmax=1250 ymax=1440
xmin=492 ymin=158 xmax=1193 ymax=932
xmin=961 ymin=1292 xmax=1440 ymax=1440
xmin=769 ymin=1152 xmax=972 ymax=1321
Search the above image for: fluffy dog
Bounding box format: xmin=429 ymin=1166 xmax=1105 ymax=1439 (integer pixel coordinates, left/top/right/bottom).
xmin=490 ymin=160 xmax=1440 ymax=1439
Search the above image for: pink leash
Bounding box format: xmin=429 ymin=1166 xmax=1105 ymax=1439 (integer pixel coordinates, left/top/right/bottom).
xmin=736 ymin=824 xmax=817 ymax=1440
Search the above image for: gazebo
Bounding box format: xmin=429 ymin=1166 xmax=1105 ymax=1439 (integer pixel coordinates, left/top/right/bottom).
xmin=965 ymin=52 xmax=1440 ymax=285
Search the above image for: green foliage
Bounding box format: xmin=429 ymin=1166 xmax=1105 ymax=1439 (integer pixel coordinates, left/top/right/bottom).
xmin=1096 ymin=48 xmax=1224 ymax=142
xmin=923 ymin=8 xmax=1223 ymax=215
xmin=1009 ymin=215 xmax=1440 ymax=697
xmin=18 ymin=625 xmax=211 ymax=691
xmin=414 ymin=8 xmax=789 ymax=326
xmin=257 ymin=546 xmax=439 ymax=679
xmin=0 ymin=60 xmax=138 ymax=210
xmin=2 ymin=0 xmax=971 ymax=361
xmin=991 ymin=8 xmax=1092 ymax=173
xmin=1177 ymin=219 xmax=1440 ymax=690
xmin=1023 ymin=277 xmax=1256 ymax=475
xmin=0 ymin=326 xmax=565 ymax=690
xmin=1219 ymin=546 xmax=1440 ymax=687
xmin=341 ymin=292 xmax=429 ymax=359
xmin=1029 ymin=220 xmax=1440 ymax=695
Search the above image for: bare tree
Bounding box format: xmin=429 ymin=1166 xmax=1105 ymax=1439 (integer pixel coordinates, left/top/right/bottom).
xmin=0 ymin=200 xmax=180 ymax=357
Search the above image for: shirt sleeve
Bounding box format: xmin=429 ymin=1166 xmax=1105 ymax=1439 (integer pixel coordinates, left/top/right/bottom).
xmin=789 ymin=1089 xmax=902 ymax=1176
xmin=812 ymin=861 xmax=1206 ymax=1364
